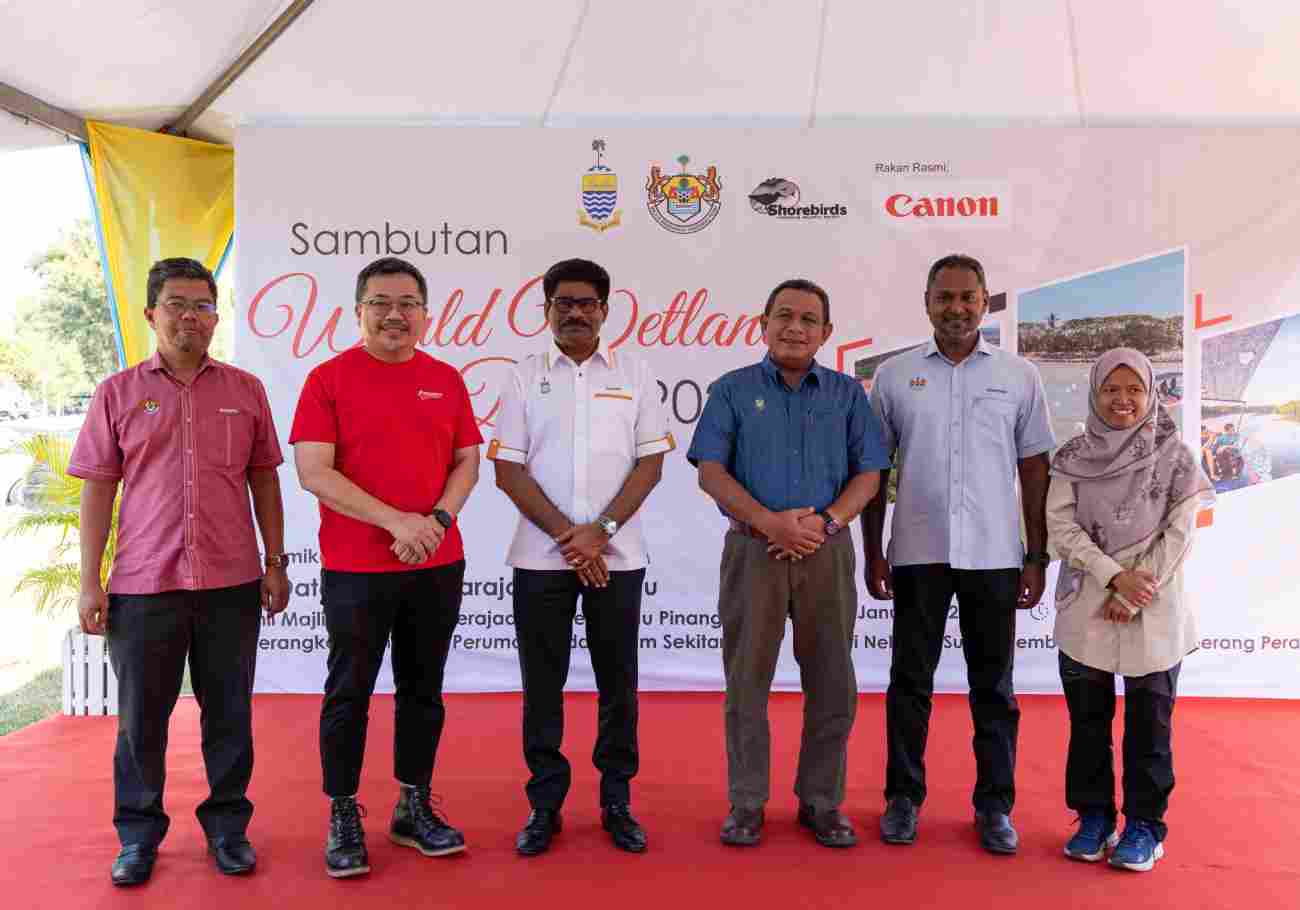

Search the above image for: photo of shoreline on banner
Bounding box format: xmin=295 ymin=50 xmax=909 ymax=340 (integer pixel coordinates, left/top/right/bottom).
xmin=1200 ymin=313 xmax=1300 ymax=496
xmin=1017 ymin=250 xmax=1185 ymax=444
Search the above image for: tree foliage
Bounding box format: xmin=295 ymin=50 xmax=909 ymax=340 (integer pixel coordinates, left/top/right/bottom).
xmin=26 ymin=219 xmax=119 ymax=385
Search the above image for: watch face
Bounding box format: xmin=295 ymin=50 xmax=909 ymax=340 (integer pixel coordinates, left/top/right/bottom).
xmin=433 ymin=510 xmax=453 ymax=529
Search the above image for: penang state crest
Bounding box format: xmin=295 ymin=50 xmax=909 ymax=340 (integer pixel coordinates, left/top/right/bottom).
xmin=645 ymin=154 xmax=722 ymax=234
xmin=579 ymin=139 xmax=621 ymax=233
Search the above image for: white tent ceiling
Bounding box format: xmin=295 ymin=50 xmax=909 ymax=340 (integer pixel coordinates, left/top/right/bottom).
xmin=4 ymin=0 xmax=1300 ymax=153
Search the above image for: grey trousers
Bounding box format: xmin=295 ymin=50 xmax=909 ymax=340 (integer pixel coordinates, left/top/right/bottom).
xmin=718 ymin=530 xmax=858 ymax=812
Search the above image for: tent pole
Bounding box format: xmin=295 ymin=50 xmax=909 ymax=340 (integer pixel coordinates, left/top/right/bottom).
xmin=0 ymin=82 xmax=87 ymax=142
xmin=167 ymin=0 xmax=317 ymax=136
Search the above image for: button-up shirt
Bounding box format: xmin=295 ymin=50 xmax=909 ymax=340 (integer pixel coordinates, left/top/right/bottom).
xmin=870 ymin=336 xmax=1055 ymax=569
xmin=68 ymin=352 xmax=284 ymax=595
xmin=688 ymin=355 xmax=891 ymax=513
xmin=488 ymin=341 xmax=674 ymax=571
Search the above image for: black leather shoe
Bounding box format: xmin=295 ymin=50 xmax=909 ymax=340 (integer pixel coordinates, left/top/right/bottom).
xmin=390 ymin=786 xmax=466 ymax=857
xmin=325 ymin=796 xmax=370 ymax=878
xmin=719 ymin=807 xmax=764 ymax=847
xmin=798 ymin=805 xmax=858 ymax=848
xmin=975 ymin=811 xmax=1019 ymax=855
xmin=208 ymin=834 xmax=257 ymax=874
xmin=880 ymin=796 xmax=919 ymax=845
xmin=601 ymin=804 xmax=647 ymax=853
xmin=111 ymin=844 xmax=157 ymax=886
xmin=516 ymin=809 xmax=561 ymax=856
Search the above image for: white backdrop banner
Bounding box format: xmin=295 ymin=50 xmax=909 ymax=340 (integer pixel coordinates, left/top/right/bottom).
xmin=235 ymin=127 xmax=1300 ymax=697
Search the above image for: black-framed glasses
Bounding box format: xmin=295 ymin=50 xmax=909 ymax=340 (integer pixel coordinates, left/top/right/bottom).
xmin=361 ymin=297 xmax=426 ymax=314
xmin=156 ymin=299 xmax=218 ymax=316
xmin=548 ymin=296 xmax=603 ymax=314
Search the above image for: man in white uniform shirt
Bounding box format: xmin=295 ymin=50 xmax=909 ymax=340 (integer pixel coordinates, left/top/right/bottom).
xmin=490 ymin=258 xmax=673 ymax=857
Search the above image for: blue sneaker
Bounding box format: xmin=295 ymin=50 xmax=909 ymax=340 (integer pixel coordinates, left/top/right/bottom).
xmin=1109 ymin=820 xmax=1164 ymax=871
xmin=1064 ymin=810 xmax=1118 ymax=862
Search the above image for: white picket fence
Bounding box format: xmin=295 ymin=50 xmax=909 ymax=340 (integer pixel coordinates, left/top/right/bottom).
xmin=61 ymin=629 xmax=118 ymax=716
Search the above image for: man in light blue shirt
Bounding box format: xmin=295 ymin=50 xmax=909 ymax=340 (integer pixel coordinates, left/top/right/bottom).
xmin=863 ymin=254 xmax=1054 ymax=855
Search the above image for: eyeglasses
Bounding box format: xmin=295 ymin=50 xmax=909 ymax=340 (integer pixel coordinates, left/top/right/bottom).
xmin=155 ymin=299 xmax=218 ymax=316
xmin=548 ymin=297 xmax=603 ymax=314
xmin=361 ymin=297 xmax=426 ymax=313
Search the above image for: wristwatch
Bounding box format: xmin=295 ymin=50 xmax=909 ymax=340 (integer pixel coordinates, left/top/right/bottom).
xmin=817 ymin=510 xmax=845 ymax=535
xmin=596 ymin=514 xmax=619 ymax=537
xmin=264 ymin=553 xmax=287 ymax=568
xmin=432 ymin=509 xmax=454 ymax=529
xmin=1024 ymin=551 xmax=1051 ymax=566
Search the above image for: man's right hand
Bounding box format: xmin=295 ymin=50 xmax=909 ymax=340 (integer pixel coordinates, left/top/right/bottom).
xmin=78 ymin=588 xmax=108 ymax=636
xmin=385 ymin=512 xmax=442 ymax=563
xmin=759 ymin=507 xmax=824 ymax=558
xmin=1110 ymin=569 xmax=1157 ymax=607
xmin=866 ymin=554 xmax=894 ymax=601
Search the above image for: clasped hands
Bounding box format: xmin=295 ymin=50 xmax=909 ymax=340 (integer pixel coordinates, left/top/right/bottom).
xmin=761 ymin=507 xmax=826 ymax=562
xmin=555 ymin=522 xmax=610 ymax=588
xmin=1103 ymin=568 xmax=1158 ymax=624
xmin=387 ymin=511 xmax=447 ymax=565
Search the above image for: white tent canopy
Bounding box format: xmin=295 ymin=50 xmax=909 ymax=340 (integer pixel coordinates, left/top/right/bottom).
xmin=5 ymin=0 xmax=1300 ymax=153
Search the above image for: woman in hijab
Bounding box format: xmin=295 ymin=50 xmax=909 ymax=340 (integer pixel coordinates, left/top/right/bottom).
xmin=1047 ymin=348 xmax=1214 ymax=873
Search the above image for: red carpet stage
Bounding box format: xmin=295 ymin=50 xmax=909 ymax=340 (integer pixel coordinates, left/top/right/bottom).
xmin=2 ymin=693 xmax=1298 ymax=909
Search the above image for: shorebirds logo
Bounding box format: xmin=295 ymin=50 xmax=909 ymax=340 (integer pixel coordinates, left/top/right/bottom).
xmin=748 ymin=177 xmax=847 ymax=220
xmin=579 ymin=139 xmax=621 ymax=233
xmin=645 ymin=154 xmax=722 ymax=234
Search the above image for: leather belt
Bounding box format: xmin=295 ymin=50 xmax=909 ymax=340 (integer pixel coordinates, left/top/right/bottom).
xmin=728 ymin=518 xmax=767 ymax=540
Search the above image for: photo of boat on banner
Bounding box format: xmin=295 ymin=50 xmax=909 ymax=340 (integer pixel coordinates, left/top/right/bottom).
xmin=1017 ymin=250 xmax=1185 ymax=444
xmin=1200 ymin=313 xmax=1300 ymax=495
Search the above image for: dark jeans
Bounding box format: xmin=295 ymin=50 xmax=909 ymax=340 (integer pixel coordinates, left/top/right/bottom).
xmin=319 ymin=562 xmax=465 ymax=797
xmin=885 ymin=563 xmax=1021 ymax=814
xmin=106 ymin=581 xmax=261 ymax=847
xmin=512 ymin=567 xmax=644 ymax=810
xmin=1059 ymin=651 xmax=1180 ymax=841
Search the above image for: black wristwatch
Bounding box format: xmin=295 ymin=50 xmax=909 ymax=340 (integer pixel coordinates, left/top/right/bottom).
xmin=432 ymin=509 xmax=454 ymax=529
xmin=1023 ymin=551 xmax=1051 ymax=566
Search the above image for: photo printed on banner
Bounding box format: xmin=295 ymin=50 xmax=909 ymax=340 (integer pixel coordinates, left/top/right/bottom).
xmin=1017 ymin=249 xmax=1186 ymax=444
xmin=1200 ymin=313 xmax=1300 ymax=495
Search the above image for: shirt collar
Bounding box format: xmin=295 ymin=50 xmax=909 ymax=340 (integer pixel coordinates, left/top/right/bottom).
xmin=545 ymin=338 xmax=614 ymax=370
xmin=760 ymin=353 xmax=824 ymax=388
xmin=923 ymin=333 xmax=991 ymax=362
xmin=144 ymin=350 xmax=216 ymax=376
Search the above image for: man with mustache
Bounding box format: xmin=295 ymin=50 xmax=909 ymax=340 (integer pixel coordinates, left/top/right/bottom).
xmin=490 ymin=258 xmax=672 ymax=856
xmin=290 ymin=256 xmax=482 ymax=878
xmin=862 ymin=254 xmax=1055 ymax=855
xmin=688 ymin=279 xmax=890 ymax=849
xmin=70 ymin=257 xmax=288 ymax=885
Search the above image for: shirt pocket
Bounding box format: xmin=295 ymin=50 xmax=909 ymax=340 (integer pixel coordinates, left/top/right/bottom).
xmin=970 ymin=395 xmax=1017 ymax=456
xmin=198 ymin=410 xmax=255 ymax=471
xmin=590 ymin=390 xmax=637 ymax=456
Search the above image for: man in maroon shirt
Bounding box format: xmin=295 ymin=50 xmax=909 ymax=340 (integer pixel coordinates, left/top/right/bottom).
xmin=290 ymin=256 xmax=482 ymax=879
xmin=70 ymin=258 xmax=289 ymax=886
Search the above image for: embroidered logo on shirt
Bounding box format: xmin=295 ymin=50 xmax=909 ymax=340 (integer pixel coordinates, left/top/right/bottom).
xmin=142 ymin=399 xmax=160 ymax=413
xmin=754 ymin=398 xmax=766 ymax=412
xmin=909 ymin=377 xmax=927 ymax=390
xmin=218 ymin=407 xmax=241 ymax=415
xmin=540 ymin=377 xmax=551 ymax=395
xmin=985 ymin=387 xmax=1009 ymax=394
xmin=417 ymin=390 xmax=444 ymax=400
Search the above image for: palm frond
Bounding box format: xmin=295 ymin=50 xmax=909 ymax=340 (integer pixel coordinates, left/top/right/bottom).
xmin=4 ymin=510 xmax=78 ymax=537
xmin=13 ymin=563 xmax=82 ymax=615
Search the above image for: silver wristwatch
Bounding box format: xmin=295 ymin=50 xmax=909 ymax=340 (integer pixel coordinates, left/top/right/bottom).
xmin=596 ymin=514 xmax=619 ymax=537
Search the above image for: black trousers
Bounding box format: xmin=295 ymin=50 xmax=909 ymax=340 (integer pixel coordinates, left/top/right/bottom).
xmin=512 ymin=568 xmax=645 ymax=810
xmin=1059 ymin=651 xmax=1180 ymax=841
xmin=885 ymin=564 xmax=1021 ymax=813
xmin=319 ymin=562 xmax=465 ymax=797
xmin=106 ymin=581 xmax=262 ymax=847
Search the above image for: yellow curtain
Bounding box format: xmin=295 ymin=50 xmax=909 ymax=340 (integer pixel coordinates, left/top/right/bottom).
xmin=85 ymin=121 xmax=234 ymax=367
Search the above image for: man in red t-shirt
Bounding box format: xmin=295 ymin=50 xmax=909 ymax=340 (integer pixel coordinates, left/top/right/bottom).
xmin=290 ymin=257 xmax=482 ymax=879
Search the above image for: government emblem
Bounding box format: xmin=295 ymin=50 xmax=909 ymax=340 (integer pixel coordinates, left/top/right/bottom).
xmin=579 ymin=139 xmax=621 ymax=233
xmin=142 ymin=399 xmax=159 ymax=413
xmin=646 ymin=154 xmax=722 ymax=234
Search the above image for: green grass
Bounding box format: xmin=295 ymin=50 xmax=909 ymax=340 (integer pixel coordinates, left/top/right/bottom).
xmin=0 ymin=666 xmax=62 ymax=736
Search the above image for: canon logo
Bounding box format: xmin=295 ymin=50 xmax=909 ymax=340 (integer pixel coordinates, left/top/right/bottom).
xmin=885 ymin=193 xmax=1000 ymax=218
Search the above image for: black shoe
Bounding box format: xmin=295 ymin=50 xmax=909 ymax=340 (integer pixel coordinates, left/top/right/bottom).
xmin=111 ymin=843 xmax=157 ymax=886
xmin=880 ymin=796 xmax=919 ymax=845
xmin=516 ymin=809 xmax=561 ymax=856
xmin=798 ymin=805 xmax=858 ymax=848
xmin=208 ymin=834 xmax=257 ymax=875
xmin=601 ymin=804 xmax=647 ymax=853
xmin=390 ymin=786 xmax=466 ymax=857
xmin=975 ymin=810 xmax=1019 ymax=855
xmin=326 ymin=796 xmax=370 ymax=878
xmin=719 ymin=807 xmax=764 ymax=847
